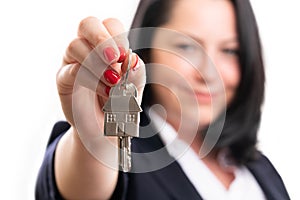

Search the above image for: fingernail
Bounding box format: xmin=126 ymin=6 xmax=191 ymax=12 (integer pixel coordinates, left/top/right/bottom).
xmin=105 ymin=86 xmax=111 ymax=96
xmin=103 ymin=47 xmax=118 ymax=63
xmin=132 ymin=54 xmax=140 ymax=71
xmin=117 ymin=46 xmax=126 ymax=63
xmin=104 ymin=69 xmax=120 ymax=84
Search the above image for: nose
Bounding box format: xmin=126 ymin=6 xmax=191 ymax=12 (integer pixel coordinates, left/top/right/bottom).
xmin=203 ymin=58 xmax=218 ymax=82
xmin=195 ymin=48 xmax=219 ymax=84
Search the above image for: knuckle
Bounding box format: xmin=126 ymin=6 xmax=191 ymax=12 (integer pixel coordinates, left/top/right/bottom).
xmin=79 ymin=16 xmax=98 ymax=30
xmin=102 ymin=18 xmax=126 ymax=39
xmin=95 ymin=35 xmax=110 ymax=45
xmin=56 ymin=65 xmax=75 ymax=95
xmin=67 ymin=38 xmax=81 ymax=52
xmin=56 ymin=67 xmax=63 ymax=81
xmin=102 ymin=18 xmax=120 ymax=26
xmin=56 ymin=68 xmax=66 ymax=88
xmin=78 ymin=16 xmax=100 ymax=37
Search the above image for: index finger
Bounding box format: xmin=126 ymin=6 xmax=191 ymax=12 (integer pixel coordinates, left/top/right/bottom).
xmin=103 ymin=18 xmax=130 ymax=63
xmin=78 ymin=17 xmax=119 ymax=65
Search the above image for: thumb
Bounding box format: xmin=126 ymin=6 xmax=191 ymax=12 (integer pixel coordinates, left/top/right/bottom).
xmin=56 ymin=63 xmax=80 ymax=96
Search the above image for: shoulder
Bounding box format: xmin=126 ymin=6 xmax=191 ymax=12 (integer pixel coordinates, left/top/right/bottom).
xmin=246 ymin=151 xmax=282 ymax=178
xmin=246 ymin=151 xmax=290 ymax=199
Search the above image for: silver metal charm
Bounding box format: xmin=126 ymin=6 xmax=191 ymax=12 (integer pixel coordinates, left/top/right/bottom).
xmin=103 ymin=49 xmax=142 ymax=172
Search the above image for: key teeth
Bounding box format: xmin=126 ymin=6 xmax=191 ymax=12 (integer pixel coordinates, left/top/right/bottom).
xmin=118 ymin=137 xmax=132 ymax=172
xmin=120 ymin=156 xmax=131 ymax=172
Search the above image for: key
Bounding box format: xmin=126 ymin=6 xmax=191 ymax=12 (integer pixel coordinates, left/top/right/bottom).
xmin=103 ymin=49 xmax=142 ymax=172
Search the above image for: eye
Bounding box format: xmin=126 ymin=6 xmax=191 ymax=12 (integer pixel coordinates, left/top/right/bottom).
xmin=175 ymin=43 xmax=197 ymax=52
xmin=222 ymin=48 xmax=239 ymax=56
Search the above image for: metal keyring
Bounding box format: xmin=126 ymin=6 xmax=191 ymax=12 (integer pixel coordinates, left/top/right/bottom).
xmin=122 ymin=49 xmax=132 ymax=88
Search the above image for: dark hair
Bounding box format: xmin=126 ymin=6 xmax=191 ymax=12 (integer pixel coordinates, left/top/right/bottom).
xmin=129 ymin=0 xmax=265 ymax=164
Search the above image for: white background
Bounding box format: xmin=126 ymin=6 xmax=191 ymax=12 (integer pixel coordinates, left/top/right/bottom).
xmin=0 ymin=0 xmax=298 ymax=199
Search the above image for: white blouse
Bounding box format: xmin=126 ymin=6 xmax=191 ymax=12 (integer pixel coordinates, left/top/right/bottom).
xmin=150 ymin=111 xmax=266 ymax=200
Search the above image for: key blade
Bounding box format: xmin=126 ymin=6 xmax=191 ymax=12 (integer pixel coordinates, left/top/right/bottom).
xmin=118 ymin=137 xmax=131 ymax=172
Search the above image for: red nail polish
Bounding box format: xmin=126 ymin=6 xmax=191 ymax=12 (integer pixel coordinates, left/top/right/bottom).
xmin=105 ymin=86 xmax=111 ymax=96
xmin=104 ymin=70 xmax=120 ymax=84
xmin=103 ymin=47 xmax=118 ymax=63
xmin=117 ymin=47 xmax=126 ymax=63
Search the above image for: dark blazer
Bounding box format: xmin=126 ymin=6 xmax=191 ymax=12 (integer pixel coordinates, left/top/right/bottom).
xmin=35 ymin=118 xmax=290 ymax=200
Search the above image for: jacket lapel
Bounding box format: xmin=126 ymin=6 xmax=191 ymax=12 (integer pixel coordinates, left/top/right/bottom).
xmin=131 ymin=112 xmax=203 ymax=199
xmin=246 ymin=153 xmax=290 ymax=200
xmin=132 ymin=135 xmax=203 ymax=200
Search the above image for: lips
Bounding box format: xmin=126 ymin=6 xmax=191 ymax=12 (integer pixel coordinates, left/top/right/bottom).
xmin=174 ymin=84 xmax=222 ymax=104
xmin=193 ymin=91 xmax=215 ymax=103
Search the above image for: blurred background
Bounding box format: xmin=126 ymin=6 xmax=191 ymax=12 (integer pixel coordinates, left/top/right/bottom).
xmin=0 ymin=0 xmax=299 ymax=199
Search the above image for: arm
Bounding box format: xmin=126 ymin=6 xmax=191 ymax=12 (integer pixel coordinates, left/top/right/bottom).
xmin=38 ymin=17 xmax=144 ymax=199
xmin=55 ymin=127 xmax=118 ymax=199
xmin=35 ymin=121 xmax=69 ymax=200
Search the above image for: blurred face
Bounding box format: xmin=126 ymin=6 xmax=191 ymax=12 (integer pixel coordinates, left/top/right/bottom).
xmin=150 ymin=0 xmax=240 ymax=131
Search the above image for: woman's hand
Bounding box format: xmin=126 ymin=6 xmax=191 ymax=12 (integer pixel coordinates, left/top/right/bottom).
xmin=54 ymin=17 xmax=145 ymax=199
xmin=57 ymin=17 xmax=145 ymax=134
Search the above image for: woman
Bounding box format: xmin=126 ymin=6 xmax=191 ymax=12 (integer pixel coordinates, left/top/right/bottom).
xmin=36 ymin=0 xmax=290 ymax=199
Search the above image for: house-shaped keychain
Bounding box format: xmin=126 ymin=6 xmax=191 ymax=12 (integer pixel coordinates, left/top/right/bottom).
xmin=103 ymin=83 xmax=142 ymax=138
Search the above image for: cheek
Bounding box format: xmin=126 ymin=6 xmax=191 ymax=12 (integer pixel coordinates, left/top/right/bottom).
xmin=151 ymin=50 xmax=192 ymax=74
xmin=218 ymin=59 xmax=240 ymax=91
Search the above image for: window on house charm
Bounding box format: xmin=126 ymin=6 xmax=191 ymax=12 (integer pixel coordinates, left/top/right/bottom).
xmin=107 ymin=113 xmax=116 ymax=122
xmin=127 ymin=114 xmax=136 ymax=122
